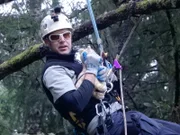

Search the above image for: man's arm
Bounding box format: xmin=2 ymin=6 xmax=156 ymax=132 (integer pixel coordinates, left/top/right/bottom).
xmin=43 ymin=50 xmax=101 ymax=113
xmin=58 ymin=78 xmax=95 ymax=113
xmin=43 ymin=66 xmax=97 ymax=113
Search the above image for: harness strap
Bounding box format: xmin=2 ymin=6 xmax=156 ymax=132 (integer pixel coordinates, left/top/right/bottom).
xmin=95 ymin=101 xmax=112 ymax=135
xmin=97 ymin=115 xmax=108 ymax=135
xmin=87 ymin=102 xmax=122 ymax=135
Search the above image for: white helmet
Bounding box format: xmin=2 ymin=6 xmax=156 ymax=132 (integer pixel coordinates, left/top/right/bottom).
xmin=40 ymin=8 xmax=73 ymax=39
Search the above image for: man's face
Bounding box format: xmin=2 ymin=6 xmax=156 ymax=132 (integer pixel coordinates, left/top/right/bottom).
xmin=46 ymin=29 xmax=72 ymax=55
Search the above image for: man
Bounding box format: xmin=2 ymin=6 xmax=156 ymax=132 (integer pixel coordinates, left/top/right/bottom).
xmin=41 ymin=7 xmax=180 ymax=135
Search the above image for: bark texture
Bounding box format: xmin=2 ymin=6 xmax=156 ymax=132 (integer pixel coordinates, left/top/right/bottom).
xmin=0 ymin=0 xmax=13 ymax=4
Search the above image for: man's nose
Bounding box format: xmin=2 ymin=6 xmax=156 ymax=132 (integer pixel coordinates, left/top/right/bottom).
xmin=58 ymin=35 xmax=65 ymax=42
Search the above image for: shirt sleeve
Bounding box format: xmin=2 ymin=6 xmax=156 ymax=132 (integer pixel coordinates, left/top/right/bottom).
xmin=57 ymin=80 xmax=94 ymax=113
xmin=43 ymin=65 xmax=76 ymax=103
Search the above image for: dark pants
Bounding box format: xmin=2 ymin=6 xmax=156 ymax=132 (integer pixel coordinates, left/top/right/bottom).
xmin=101 ymin=110 xmax=180 ymax=135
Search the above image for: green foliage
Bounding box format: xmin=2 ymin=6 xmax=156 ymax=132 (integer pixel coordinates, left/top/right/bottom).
xmin=118 ymin=10 xmax=180 ymax=119
xmin=0 ymin=84 xmax=15 ymax=134
xmin=0 ymin=0 xmax=180 ymax=134
xmin=0 ymin=0 xmax=73 ymax=134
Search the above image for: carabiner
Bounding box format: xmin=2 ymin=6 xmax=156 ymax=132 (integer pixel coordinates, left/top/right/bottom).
xmin=106 ymin=82 xmax=113 ymax=93
xmin=95 ymin=103 xmax=104 ymax=116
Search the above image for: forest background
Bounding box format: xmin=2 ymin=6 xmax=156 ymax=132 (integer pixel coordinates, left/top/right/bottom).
xmin=0 ymin=0 xmax=180 ymax=134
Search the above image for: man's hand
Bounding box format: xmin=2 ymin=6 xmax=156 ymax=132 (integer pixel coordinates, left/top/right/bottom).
xmin=79 ymin=46 xmax=108 ymax=100
xmin=92 ymin=66 xmax=108 ymax=99
xmin=97 ymin=66 xmax=108 ymax=82
xmin=81 ymin=49 xmax=102 ymax=76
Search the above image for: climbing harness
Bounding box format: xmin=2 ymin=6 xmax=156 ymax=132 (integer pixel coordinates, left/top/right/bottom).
xmin=86 ymin=0 xmax=127 ymax=135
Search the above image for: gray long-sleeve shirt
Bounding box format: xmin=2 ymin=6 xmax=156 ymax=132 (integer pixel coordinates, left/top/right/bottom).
xmin=43 ymin=65 xmax=77 ymax=103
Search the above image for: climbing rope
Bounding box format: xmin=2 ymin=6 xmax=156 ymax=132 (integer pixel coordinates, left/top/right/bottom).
xmin=86 ymin=0 xmax=103 ymax=56
xmin=86 ymin=0 xmax=127 ymax=135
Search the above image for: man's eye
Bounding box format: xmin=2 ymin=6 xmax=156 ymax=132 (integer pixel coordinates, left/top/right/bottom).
xmin=63 ymin=32 xmax=71 ymax=39
xmin=50 ymin=35 xmax=59 ymax=40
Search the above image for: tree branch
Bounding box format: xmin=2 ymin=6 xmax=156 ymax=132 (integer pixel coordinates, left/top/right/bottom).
xmin=0 ymin=44 xmax=46 ymax=80
xmin=73 ymin=0 xmax=180 ymax=41
xmin=0 ymin=0 xmax=13 ymax=4
xmin=0 ymin=0 xmax=180 ymax=80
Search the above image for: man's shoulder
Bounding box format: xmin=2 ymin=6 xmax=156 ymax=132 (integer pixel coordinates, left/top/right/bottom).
xmin=42 ymin=60 xmax=72 ymax=74
xmin=44 ymin=65 xmax=75 ymax=76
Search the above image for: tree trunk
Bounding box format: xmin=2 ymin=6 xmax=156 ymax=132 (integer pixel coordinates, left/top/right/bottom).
xmin=166 ymin=10 xmax=180 ymax=122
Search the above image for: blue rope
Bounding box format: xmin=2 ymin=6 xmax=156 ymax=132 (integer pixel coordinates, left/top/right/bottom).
xmin=86 ymin=0 xmax=104 ymax=56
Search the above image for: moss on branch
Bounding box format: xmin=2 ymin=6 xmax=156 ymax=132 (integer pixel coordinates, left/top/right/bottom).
xmin=0 ymin=44 xmax=43 ymax=80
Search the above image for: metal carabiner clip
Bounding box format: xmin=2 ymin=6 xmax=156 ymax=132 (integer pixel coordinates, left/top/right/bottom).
xmin=95 ymin=103 xmax=104 ymax=116
xmin=106 ymin=82 xmax=113 ymax=93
